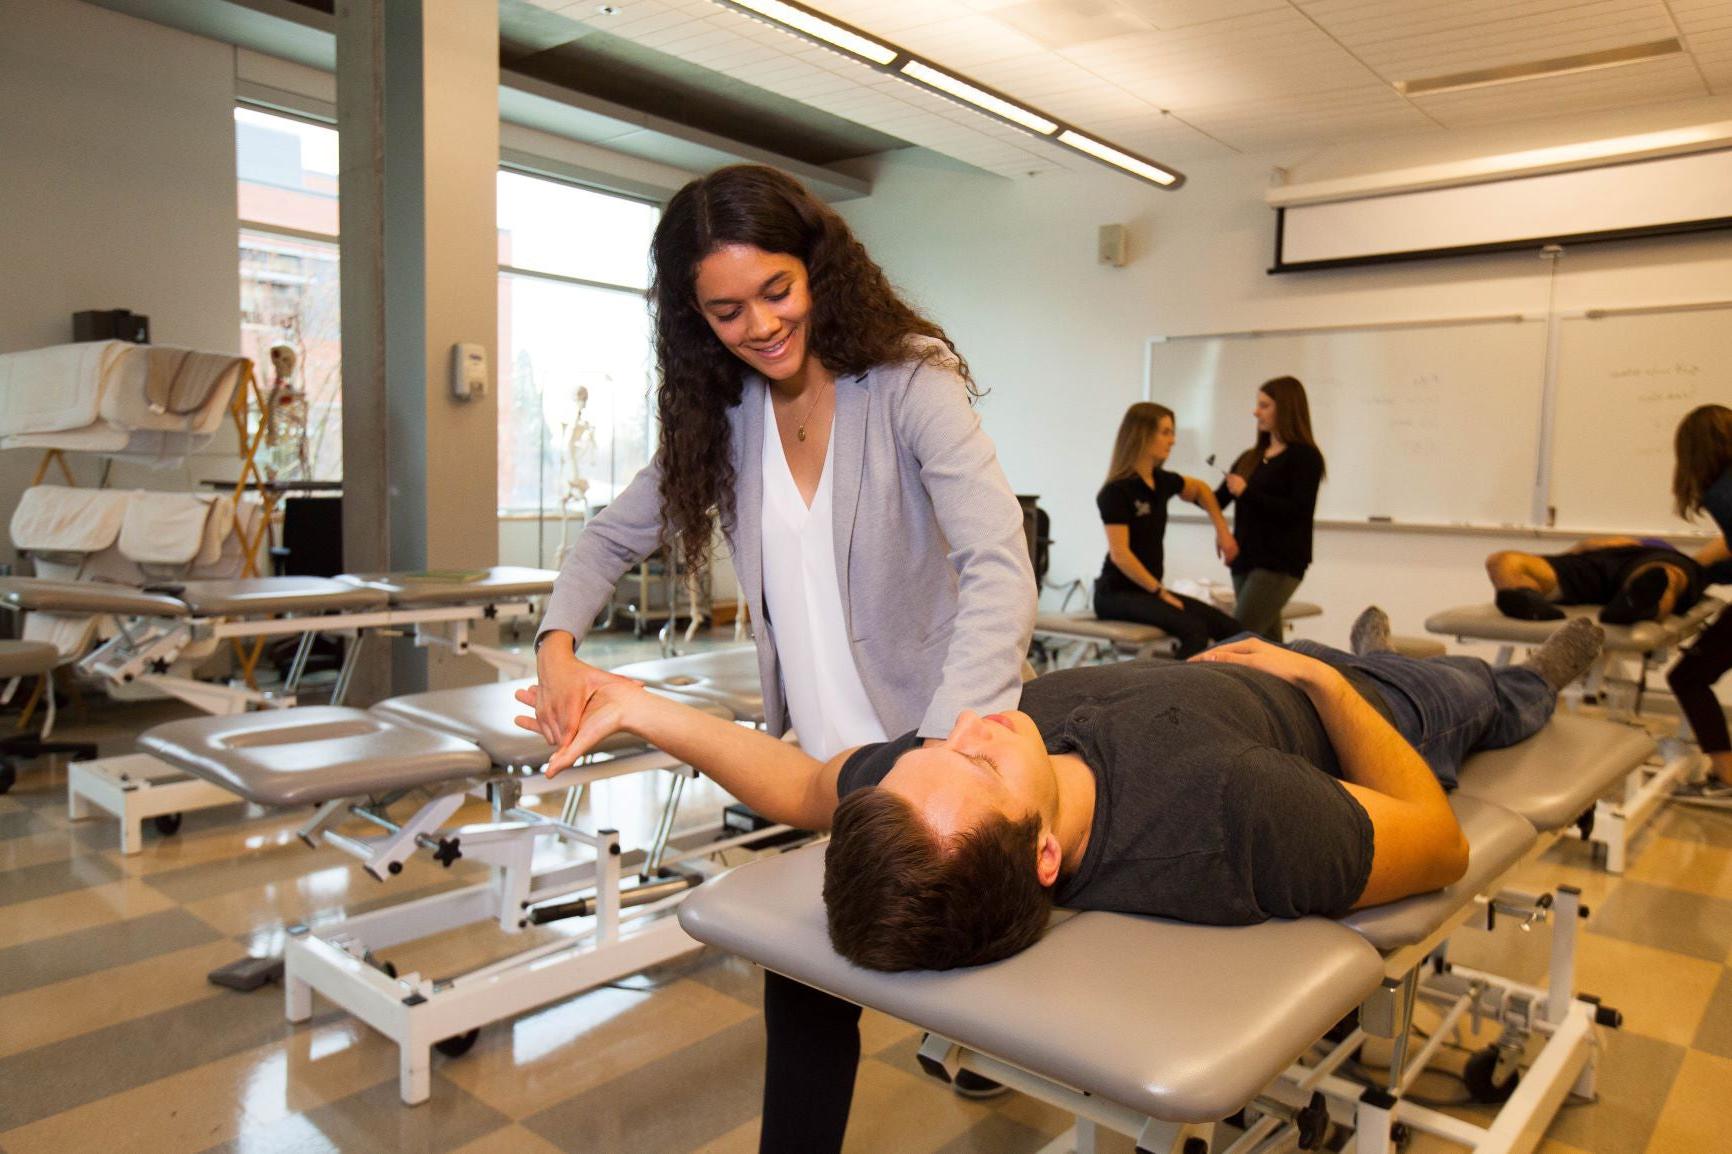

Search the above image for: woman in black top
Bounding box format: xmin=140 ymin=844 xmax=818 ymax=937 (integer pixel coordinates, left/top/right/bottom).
xmin=1215 ymin=376 xmax=1326 ymax=641
xmin=1666 ymin=404 xmax=1732 ymax=792
xmin=1094 ymin=402 xmax=1240 ymax=658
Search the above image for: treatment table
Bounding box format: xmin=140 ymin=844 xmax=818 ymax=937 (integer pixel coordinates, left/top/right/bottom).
xmin=1033 ymin=599 xmax=1322 ymax=667
xmin=1426 ymin=597 xmax=1724 ymax=871
xmin=680 ymin=713 xmax=1653 ymax=1154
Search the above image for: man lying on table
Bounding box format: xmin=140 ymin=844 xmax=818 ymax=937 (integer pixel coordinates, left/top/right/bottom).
xmin=516 ymin=607 xmax=1602 ymax=970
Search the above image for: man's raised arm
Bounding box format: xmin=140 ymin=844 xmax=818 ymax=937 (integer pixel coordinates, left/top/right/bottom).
xmin=514 ymin=682 xmax=848 ymax=831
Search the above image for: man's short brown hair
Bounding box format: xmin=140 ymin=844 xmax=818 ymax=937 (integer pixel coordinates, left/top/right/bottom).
xmin=822 ymin=787 xmax=1054 ymax=971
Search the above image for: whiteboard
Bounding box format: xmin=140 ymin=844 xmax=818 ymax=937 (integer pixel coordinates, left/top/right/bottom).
xmin=1550 ymin=305 xmax=1732 ymax=534
xmin=1146 ymin=318 xmax=1549 ymax=527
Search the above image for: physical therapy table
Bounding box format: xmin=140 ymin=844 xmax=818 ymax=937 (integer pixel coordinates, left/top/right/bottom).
xmin=1426 ymin=597 xmax=1724 ymax=872
xmin=1033 ymin=599 xmax=1322 ymax=667
xmin=680 ymin=713 xmax=1653 ymax=1154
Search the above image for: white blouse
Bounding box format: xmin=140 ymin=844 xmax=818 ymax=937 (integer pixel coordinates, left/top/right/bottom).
xmin=759 ymin=390 xmax=888 ymax=761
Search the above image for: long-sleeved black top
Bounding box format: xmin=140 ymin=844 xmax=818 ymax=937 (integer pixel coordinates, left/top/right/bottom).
xmin=1214 ymin=442 xmax=1324 ymax=579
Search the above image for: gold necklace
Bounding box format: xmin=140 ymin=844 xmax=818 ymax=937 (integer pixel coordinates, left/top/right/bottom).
xmin=790 ymin=381 xmax=828 ymax=442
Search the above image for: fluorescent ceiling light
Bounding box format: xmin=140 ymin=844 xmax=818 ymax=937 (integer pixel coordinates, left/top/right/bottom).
xmin=724 ymin=0 xmax=899 ymax=66
xmin=900 ymin=60 xmax=1058 ymax=135
xmin=1057 ymin=130 xmax=1179 ymax=186
xmin=1397 ymin=38 xmax=1682 ymax=97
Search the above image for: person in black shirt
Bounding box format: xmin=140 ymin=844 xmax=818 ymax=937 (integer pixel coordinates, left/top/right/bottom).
xmin=1094 ymin=403 xmax=1240 ymax=657
xmin=1484 ymin=536 xmax=1706 ymax=624
xmin=1216 ymin=376 xmax=1326 ymax=641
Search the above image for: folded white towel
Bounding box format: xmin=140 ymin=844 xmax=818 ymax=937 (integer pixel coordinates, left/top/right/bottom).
xmin=10 ymin=486 xmax=130 ymax=554
xmin=102 ymin=349 xmax=243 ymax=434
xmin=118 ymin=492 xmax=225 ymax=566
xmin=0 ymin=341 xmax=140 ymax=436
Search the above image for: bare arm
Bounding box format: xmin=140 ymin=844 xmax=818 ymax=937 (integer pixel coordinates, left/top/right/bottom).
xmin=1192 ymin=638 xmax=1469 ymax=907
xmin=1695 ymin=535 xmax=1731 ymax=569
xmin=516 ymin=682 xmax=851 ymax=831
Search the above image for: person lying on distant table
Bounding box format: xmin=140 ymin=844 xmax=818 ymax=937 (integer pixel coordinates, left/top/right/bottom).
xmin=1485 ymin=537 xmax=1705 ymax=624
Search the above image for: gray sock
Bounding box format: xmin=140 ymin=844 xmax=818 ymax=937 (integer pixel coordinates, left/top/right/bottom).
xmin=1519 ymin=617 xmax=1605 ymax=691
xmin=1350 ymin=606 xmax=1394 ymax=656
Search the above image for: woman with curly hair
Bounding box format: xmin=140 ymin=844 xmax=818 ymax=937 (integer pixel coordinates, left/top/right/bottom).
xmin=526 ymin=164 xmax=1035 ymax=1152
xmin=1667 ymin=404 xmax=1732 ymax=793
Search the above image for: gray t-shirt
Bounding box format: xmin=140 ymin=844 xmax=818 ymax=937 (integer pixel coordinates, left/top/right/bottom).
xmin=836 ymin=660 xmax=1377 ymax=925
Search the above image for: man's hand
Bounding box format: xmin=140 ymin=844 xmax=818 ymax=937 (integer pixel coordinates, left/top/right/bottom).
xmin=1224 ymin=473 xmax=1248 ymax=497
xmin=1216 ymin=530 xmax=1239 ymax=564
xmin=1190 ymin=635 xmax=1342 ymax=693
xmin=520 ymin=637 xmax=643 ymax=775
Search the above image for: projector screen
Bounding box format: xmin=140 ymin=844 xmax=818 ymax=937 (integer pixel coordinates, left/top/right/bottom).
xmin=1273 ymin=147 xmax=1732 ymax=272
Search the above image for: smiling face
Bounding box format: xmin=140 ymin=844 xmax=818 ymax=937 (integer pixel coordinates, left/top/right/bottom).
xmin=692 ymin=244 xmax=814 ymax=381
xmin=878 ymin=710 xmax=1064 ymax=886
xmin=1254 ymin=389 xmax=1277 ymax=435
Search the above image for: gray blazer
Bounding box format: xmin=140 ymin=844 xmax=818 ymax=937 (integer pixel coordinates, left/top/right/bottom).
xmin=539 ymin=341 xmax=1035 ymax=739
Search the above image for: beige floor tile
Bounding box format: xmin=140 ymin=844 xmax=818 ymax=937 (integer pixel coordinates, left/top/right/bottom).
xmin=447 ymin=1122 xmax=569 ymax=1154
xmin=439 ymin=977 xmax=757 ymax=1119
xmin=0 ymin=876 xmax=177 ymax=951
xmin=1644 ymin=1048 xmax=1732 ymax=1154
xmin=1626 ymin=836 xmax=1732 ymax=900
xmin=1576 ymin=935 xmax=1722 ymax=1046
xmin=181 ymin=853 xmax=486 ymax=937
xmin=1537 ymin=1142 xmax=1595 ymax=1154
xmin=0 ymin=828 xmax=78 ymax=871
xmin=0 ymin=939 xmax=238 ymax=1058
xmin=0 ymin=1017 xmax=392 ymax=1154
xmin=859 ymin=1007 xmax=921 ymax=1057
xmin=687 ymin=1117 xmax=761 ymax=1154
xmin=842 ymin=1059 xmax=991 ymax=1154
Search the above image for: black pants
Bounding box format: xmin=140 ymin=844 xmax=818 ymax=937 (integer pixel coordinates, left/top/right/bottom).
xmin=760 ymin=970 xmax=861 ymax=1154
xmin=1668 ymin=603 xmax=1732 ymax=755
xmin=1093 ymin=583 xmax=1240 ymax=659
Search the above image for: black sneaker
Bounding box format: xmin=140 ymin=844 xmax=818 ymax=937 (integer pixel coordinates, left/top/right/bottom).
xmin=952 ymin=1069 xmax=1011 ymax=1099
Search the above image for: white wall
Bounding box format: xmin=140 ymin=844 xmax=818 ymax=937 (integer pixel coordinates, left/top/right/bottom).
xmin=0 ymin=0 xmax=243 ymax=535
xmin=835 ymin=146 xmax=1732 ymax=671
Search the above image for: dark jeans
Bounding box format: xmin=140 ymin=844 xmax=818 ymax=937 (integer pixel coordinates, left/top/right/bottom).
xmin=1667 ymin=604 xmax=1732 ymax=754
xmin=1287 ymin=638 xmax=1558 ymax=788
xmin=1093 ymin=582 xmax=1240 ymax=659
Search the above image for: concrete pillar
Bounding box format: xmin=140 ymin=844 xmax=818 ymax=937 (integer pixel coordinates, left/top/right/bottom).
xmin=336 ymin=0 xmax=499 ymax=696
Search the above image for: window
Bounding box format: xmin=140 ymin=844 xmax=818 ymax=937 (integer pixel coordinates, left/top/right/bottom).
xmin=233 ymin=108 xmax=662 ymax=511
xmin=496 ymin=171 xmax=660 ymax=513
xmin=236 ymin=108 xmax=343 ymax=482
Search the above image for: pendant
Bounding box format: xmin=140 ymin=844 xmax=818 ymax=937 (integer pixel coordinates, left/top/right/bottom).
xmin=797 ymin=426 xmax=807 ymax=442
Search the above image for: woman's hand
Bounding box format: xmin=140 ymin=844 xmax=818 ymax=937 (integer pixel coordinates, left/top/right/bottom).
xmin=1224 ymin=473 xmax=1248 ymax=497
xmin=1157 ymin=587 xmax=1185 ymax=611
xmin=517 ymin=638 xmax=643 ymax=775
xmin=1216 ymin=530 xmax=1239 ymax=565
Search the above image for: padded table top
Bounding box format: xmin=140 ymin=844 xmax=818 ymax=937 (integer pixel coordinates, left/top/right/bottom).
xmin=154 ymin=577 xmax=390 ymax=617
xmin=1339 ymin=795 xmax=1535 ymax=952
xmin=371 ymin=678 xmax=733 ymax=766
xmin=1425 ymin=597 xmax=1724 ymax=653
xmin=0 ymin=640 xmax=61 ymax=677
xmin=1035 ymin=600 xmax=1324 ymax=645
xmin=0 ymin=577 xmax=189 ymax=618
xmin=139 ymin=706 xmax=491 ymax=807
xmin=337 ymin=566 xmax=557 ymax=605
xmin=679 ymin=844 xmax=1383 ymax=1124
xmin=610 ymin=646 xmax=765 ymax=724
xmin=1456 ymin=712 xmax=1656 ymax=832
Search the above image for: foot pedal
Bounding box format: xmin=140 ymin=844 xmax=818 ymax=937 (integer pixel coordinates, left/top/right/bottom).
xmin=722 ymin=803 xmax=811 ymax=850
xmin=208 ymin=955 xmax=285 ymax=991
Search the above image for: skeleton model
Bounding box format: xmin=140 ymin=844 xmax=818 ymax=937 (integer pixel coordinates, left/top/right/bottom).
xmin=265 ymin=344 xmax=311 ymax=482
xmin=553 ymin=382 xmax=598 ymax=567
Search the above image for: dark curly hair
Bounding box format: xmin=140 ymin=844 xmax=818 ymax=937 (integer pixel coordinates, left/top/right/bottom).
xmin=823 ymin=787 xmax=1053 ymax=972
xmin=649 ymin=164 xmax=976 ymax=572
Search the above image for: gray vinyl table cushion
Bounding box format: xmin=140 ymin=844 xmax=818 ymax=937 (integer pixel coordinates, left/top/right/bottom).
xmin=160 ymin=577 xmax=391 ymax=616
xmin=1456 ymin=712 xmax=1656 ymax=832
xmin=138 ymin=706 xmax=491 ymax=807
xmin=1338 ymin=795 xmax=1535 ymax=951
xmin=1425 ymin=597 xmax=1724 ymax=653
xmin=0 ymin=640 xmax=61 ymax=677
xmin=611 ymin=646 xmax=766 ymax=724
xmin=678 ymin=844 xmax=1383 ymax=1124
xmin=1035 ymin=600 xmax=1324 ymax=646
xmin=370 ymin=679 xmax=734 ymax=766
xmin=0 ymin=577 xmax=189 ymax=617
xmin=336 ymin=566 xmax=558 ymax=606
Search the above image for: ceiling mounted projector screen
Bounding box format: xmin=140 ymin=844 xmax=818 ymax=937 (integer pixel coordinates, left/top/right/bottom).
xmin=1272 ymin=148 xmax=1732 ymax=272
